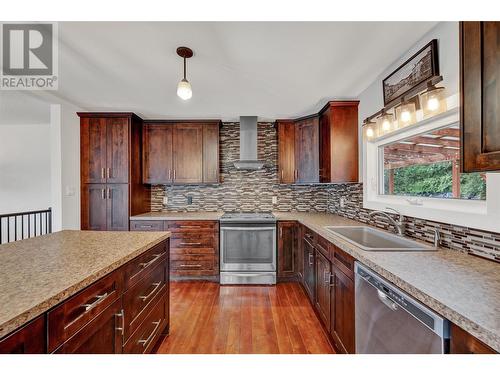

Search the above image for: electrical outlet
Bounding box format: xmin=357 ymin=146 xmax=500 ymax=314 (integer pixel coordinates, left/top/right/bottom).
xmin=187 ymin=196 xmax=193 ymax=205
xmin=340 ymin=197 xmax=346 ymax=208
xmin=272 ymin=196 xmax=278 ymax=205
xmin=162 ymin=196 xmax=168 ymax=205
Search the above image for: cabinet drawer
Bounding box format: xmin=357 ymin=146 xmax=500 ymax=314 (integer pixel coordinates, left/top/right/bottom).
xmin=171 ymin=247 xmax=216 ymax=256
xmin=130 ymin=220 xmax=165 ymax=231
xmin=123 ymin=262 xmax=167 ymax=340
xmin=0 ymin=315 xmax=46 ymax=354
xmin=170 ymin=259 xmax=214 ymax=271
xmin=123 ymin=293 xmax=168 ymax=354
xmin=170 ymin=253 xmax=216 ymax=261
xmin=47 ymin=270 xmax=123 ymax=352
xmin=316 ymin=235 xmax=330 ymax=259
xmin=165 ymin=220 xmax=218 ymax=232
xmin=170 ymin=233 xmax=215 ymax=249
xmin=331 ymin=245 xmax=354 ymax=280
xmin=123 ymin=240 xmax=168 ymax=289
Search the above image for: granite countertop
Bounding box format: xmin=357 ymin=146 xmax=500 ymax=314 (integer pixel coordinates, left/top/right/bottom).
xmin=274 ymin=212 xmax=500 ymax=352
xmin=0 ymin=230 xmax=170 ymax=338
xmin=131 ymin=211 xmax=224 ymax=221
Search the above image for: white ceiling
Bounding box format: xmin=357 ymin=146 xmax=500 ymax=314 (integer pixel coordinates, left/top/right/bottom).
xmin=54 ymin=21 xmax=438 ymax=121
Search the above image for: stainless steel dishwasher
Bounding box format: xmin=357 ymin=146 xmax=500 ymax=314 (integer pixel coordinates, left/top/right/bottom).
xmin=355 ymin=262 xmax=450 ymax=353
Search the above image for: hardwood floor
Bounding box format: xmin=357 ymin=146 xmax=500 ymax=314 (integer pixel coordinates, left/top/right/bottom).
xmin=156 ymin=281 xmax=334 ymax=354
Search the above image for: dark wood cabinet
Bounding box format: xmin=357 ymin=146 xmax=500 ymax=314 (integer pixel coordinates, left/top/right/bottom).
xmin=295 ymin=117 xmax=320 ymax=183
xmin=54 ymin=299 xmax=123 ymax=354
xmin=142 ymin=123 xmax=173 ymax=184
xmin=450 ymin=323 xmax=496 ymax=354
xmin=173 ymin=123 xmax=204 ymax=184
xmin=79 ymin=113 xmax=150 ymax=231
xmin=302 ymin=236 xmax=315 ymax=302
xmin=0 ymin=316 xmax=45 ymax=354
xmin=142 ymin=121 xmax=220 ymax=185
xmin=203 ymin=123 xmax=220 ymax=184
xmin=276 ymin=120 xmax=296 ymax=184
xmin=107 ymin=184 xmax=130 ymax=231
xmin=330 ymin=265 xmax=355 ymax=354
xmin=81 ymin=184 xmax=107 ymax=231
xmin=315 ymin=250 xmax=331 ymax=329
xmin=461 ymin=21 xmax=500 ymax=172
xmin=319 ymin=101 xmax=359 ymax=183
xmin=277 ymin=221 xmax=298 ymax=279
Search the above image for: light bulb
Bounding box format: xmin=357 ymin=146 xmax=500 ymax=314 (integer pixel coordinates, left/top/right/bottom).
xmin=427 ymin=96 xmax=439 ymax=111
xmin=400 ymin=110 xmax=411 ymax=123
xmin=177 ymin=79 xmax=192 ymax=100
xmin=382 ymin=120 xmax=391 ymax=131
xmin=366 ymin=127 xmax=374 ymax=138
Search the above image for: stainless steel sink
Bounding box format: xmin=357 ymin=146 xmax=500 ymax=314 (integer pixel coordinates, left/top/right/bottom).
xmin=324 ymin=226 xmax=437 ymax=251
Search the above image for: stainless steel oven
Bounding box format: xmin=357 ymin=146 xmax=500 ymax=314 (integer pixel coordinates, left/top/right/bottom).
xmin=219 ymin=213 xmax=276 ymax=285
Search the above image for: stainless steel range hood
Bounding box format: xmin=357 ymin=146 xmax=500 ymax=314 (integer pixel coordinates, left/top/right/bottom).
xmin=233 ymin=116 xmax=266 ymax=170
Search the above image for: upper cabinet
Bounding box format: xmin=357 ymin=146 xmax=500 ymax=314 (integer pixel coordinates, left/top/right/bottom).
xmin=319 ymin=101 xmax=359 ymax=183
xmin=142 ymin=121 xmax=220 ymax=185
xmin=276 ymin=100 xmax=359 ymax=184
xmin=461 ymin=21 xmax=500 ymax=172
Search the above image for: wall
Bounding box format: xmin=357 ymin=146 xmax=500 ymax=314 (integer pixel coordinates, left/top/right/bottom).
xmin=0 ymin=123 xmax=51 ymax=213
xmin=151 ymin=122 xmax=330 ymax=212
xmin=357 ymin=22 xmax=459 ymax=180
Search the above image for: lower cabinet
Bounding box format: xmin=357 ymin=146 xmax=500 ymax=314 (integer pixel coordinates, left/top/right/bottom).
xmin=303 ymin=237 xmax=316 ymax=302
xmin=450 ymin=323 xmax=496 ymax=354
xmin=54 ymin=299 xmax=123 ymax=354
xmin=277 ymin=221 xmax=298 ymax=279
xmin=330 ymin=266 xmax=355 ymax=354
xmin=0 ymin=316 xmax=45 ymax=354
xmin=315 ymin=250 xmax=331 ymax=328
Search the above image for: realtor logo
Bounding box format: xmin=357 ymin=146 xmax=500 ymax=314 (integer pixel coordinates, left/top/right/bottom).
xmin=0 ymin=22 xmax=58 ymax=90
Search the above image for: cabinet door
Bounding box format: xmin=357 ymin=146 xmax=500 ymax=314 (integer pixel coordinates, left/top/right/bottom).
xmin=203 ymin=123 xmax=220 ymax=183
xmin=173 ymin=124 xmax=203 ymax=184
xmin=330 ymin=267 xmax=355 ymax=354
xmin=461 ymin=22 xmax=500 ymax=172
xmin=106 ymin=117 xmax=129 ymax=183
xmin=302 ymin=237 xmax=315 ymax=302
xmin=81 ymin=117 xmax=107 ymax=184
xmin=0 ymin=316 xmax=45 ymax=354
xmin=277 ymin=221 xmax=297 ymax=278
xmin=106 ymin=184 xmax=129 ymax=231
xmin=81 ymin=184 xmax=107 ymax=230
xmin=143 ymin=123 xmax=173 ymax=184
xmin=295 ymin=117 xmax=319 ymax=183
xmin=54 ymin=299 xmax=123 ymax=354
xmin=315 ymin=250 xmax=331 ymax=329
xmin=277 ymin=121 xmax=296 ymax=183
xmin=450 ymin=323 xmax=496 ymax=354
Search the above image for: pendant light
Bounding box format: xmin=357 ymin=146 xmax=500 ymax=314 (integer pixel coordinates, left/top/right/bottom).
xmin=176 ymin=47 xmax=193 ymax=100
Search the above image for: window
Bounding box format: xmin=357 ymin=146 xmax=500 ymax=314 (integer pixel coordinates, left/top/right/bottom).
xmin=380 ymin=124 xmax=486 ymax=200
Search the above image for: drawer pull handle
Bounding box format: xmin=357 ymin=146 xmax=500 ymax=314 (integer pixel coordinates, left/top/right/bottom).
xmin=139 ymin=253 xmax=164 ymax=269
xmin=139 ymin=225 xmax=153 ymax=228
xmin=139 ymin=282 xmax=162 ymax=301
xmin=179 ymin=225 xmax=201 ymax=229
xmin=308 ymin=253 xmax=314 ymax=266
xmin=179 ymin=264 xmax=202 ymax=268
xmin=138 ymin=320 xmax=161 ymax=347
xmin=115 ymin=309 xmax=125 ymax=336
xmin=180 ymin=242 xmax=202 ymax=246
xmin=82 ymin=292 xmax=109 ymax=312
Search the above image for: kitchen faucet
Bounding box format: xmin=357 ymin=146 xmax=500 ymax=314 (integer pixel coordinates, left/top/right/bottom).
xmin=368 ymin=207 xmax=405 ymax=236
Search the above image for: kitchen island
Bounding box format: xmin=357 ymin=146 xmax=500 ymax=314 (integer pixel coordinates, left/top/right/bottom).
xmin=0 ymin=230 xmax=170 ymax=353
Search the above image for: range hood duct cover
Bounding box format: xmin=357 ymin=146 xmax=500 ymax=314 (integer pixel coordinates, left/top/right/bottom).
xmin=233 ymin=116 xmax=266 ymax=170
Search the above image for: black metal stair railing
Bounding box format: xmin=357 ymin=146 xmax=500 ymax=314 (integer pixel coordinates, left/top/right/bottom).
xmin=0 ymin=208 xmax=52 ymax=245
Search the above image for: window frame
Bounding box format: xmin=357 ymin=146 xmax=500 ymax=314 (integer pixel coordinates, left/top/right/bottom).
xmin=362 ymin=105 xmax=500 ymax=232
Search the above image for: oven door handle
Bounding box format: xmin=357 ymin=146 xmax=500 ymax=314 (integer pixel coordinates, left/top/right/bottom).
xmin=220 ymin=227 xmax=276 ymax=231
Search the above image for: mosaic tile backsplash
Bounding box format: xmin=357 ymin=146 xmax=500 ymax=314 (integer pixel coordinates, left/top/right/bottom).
xmin=151 ymin=122 xmax=500 ymax=262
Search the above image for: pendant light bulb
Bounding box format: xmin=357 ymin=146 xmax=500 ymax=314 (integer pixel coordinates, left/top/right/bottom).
xmin=177 ymin=78 xmax=192 ymax=100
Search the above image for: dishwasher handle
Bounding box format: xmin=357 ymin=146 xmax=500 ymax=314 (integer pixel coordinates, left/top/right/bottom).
xmin=377 ymin=290 xmax=398 ymax=311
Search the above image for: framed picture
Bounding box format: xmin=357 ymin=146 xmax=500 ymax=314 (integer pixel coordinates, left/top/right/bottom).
xmin=382 ymin=39 xmax=439 ymax=106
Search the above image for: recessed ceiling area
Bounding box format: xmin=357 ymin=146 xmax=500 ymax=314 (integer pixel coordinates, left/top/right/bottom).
xmin=55 ymin=22 xmax=439 ymax=121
